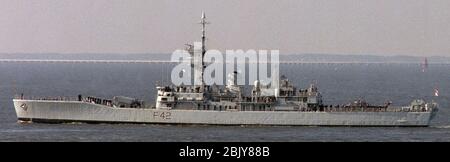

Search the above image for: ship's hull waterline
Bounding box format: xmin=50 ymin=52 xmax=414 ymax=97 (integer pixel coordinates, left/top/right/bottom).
xmin=14 ymin=99 xmax=433 ymax=127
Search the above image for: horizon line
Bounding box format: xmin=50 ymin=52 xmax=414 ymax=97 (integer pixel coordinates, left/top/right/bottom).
xmin=0 ymin=52 xmax=448 ymax=58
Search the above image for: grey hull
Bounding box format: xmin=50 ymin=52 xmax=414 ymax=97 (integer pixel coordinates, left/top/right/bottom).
xmin=13 ymin=99 xmax=433 ymax=126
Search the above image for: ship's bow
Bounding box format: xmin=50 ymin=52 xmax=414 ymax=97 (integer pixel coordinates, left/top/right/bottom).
xmin=13 ymin=99 xmax=31 ymax=122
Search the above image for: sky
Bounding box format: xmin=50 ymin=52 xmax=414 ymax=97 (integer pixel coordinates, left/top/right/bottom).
xmin=0 ymin=0 xmax=449 ymax=56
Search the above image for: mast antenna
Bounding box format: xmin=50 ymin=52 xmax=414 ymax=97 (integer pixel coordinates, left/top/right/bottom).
xmin=198 ymin=11 xmax=210 ymax=90
xmin=199 ymin=11 xmax=210 ymax=56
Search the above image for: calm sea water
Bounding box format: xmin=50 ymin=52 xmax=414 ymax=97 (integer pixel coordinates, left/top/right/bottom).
xmin=0 ymin=62 xmax=449 ymax=142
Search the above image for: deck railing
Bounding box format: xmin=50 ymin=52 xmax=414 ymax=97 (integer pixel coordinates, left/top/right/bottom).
xmin=14 ymin=95 xmax=79 ymax=101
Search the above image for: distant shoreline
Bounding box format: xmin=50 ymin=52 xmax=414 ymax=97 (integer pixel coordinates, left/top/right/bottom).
xmin=0 ymin=59 xmax=448 ymax=65
xmin=1 ymin=53 xmax=449 ymax=64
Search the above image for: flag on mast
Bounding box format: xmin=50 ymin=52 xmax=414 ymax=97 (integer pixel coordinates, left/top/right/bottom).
xmin=434 ymin=88 xmax=439 ymax=97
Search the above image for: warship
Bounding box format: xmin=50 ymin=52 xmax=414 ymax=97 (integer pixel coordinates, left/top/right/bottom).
xmin=13 ymin=13 xmax=438 ymax=126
